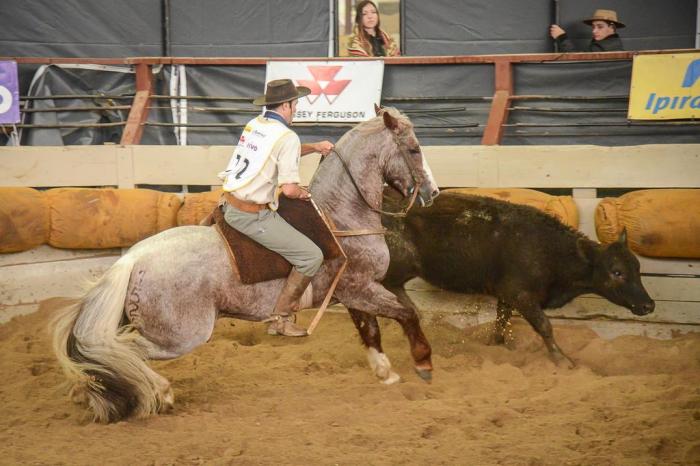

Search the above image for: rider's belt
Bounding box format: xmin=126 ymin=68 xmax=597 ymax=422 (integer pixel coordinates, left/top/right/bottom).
xmin=223 ymin=192 xmax=268 ymax=213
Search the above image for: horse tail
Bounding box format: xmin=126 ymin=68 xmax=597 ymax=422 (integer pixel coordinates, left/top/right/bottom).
xmin=51 ymin=255 xmax=162 ymax=423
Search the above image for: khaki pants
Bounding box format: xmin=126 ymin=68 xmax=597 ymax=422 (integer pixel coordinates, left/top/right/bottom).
xmin=223 ymin=203 xmax=323 ymax=277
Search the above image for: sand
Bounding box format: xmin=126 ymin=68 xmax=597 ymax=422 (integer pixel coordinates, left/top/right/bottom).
xmin=1 ymin=297 xmax=699 ymax=465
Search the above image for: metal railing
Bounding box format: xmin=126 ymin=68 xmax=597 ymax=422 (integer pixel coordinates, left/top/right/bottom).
xmin=6 ymin=49 xmax=698 ymax=145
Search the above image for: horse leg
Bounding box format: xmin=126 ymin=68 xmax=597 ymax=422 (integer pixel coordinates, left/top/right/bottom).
xmin=338 ymin=281 xmax=433 ymax=383
xmin=129 ymin=292 xmax=219 ymax=413
xmin=347 ymin=308 xmax=400 ymax=385
xmin=384 ymin=285 xmax=432 ymax=380
xmin=132 ymin=337 xmax=189 ymax=413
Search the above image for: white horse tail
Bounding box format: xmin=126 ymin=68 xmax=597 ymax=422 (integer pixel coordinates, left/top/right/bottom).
xmin=51 ymin=255 xmax=162 ymax=423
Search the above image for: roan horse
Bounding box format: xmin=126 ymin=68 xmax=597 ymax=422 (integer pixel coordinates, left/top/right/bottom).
xmin=52 ymin=107 xmax=440 ymax=423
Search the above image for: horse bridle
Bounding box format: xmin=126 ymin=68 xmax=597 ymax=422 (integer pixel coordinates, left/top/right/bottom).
xmin=326 ymin=132 xmax=423 ymax=219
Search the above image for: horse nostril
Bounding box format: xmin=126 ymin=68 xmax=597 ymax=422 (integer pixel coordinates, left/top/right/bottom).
xmin=431 ymin=189 xmax=440 ymax=199
xmin=643 ymin=302 xmax=655 ymax=314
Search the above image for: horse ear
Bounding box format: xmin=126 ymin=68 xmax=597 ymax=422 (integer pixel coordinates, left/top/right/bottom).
xmin=383 ymin=111 xmax=399 ymax=131
xmin=374 ymin=103 xmax=382 ymax=116
xmin=617 ymin=227 xmax=628 ymax=245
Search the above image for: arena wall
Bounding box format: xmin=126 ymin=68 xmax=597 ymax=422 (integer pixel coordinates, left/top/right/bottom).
xmin=1 ymin=144 xmax=699 ymax=338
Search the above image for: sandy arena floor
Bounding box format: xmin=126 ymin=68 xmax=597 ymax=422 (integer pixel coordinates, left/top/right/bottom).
xmin=1 ymin=297 xmax=699 ymax=465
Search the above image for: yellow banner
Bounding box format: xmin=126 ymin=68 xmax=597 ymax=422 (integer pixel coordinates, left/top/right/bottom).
xmin=628 ymin=53 xmax=700 ymax=120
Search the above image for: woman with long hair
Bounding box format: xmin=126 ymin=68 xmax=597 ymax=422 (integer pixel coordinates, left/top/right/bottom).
xmin=347 ymin=1 xmax=399 ymax=57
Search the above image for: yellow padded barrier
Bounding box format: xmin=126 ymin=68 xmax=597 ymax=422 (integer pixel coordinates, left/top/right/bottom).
xmin=177 ymin=190 xmax=222 ymax=226
xmin=46 ymin=188 xmax=181 ymax=249
xmin=595 ymin=189 xmax=700 ymax=258
xmin=0 ymin=187 xmax=49 ymax=253
xmin=444 ymin=188 xmax=579 ymax=229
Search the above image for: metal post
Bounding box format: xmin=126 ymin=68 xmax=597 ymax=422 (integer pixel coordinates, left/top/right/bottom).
xmin=162 ymin=0 xmax=172 ymax=57
xmin=696 ymin=0 xmax=700 ymax=48
xmin=553 ymin=0 xmax=560 ymax=53
xmin=329 ymin=0 xmax=335 ymax=57
xmin=400 ymin=0 xmax=406 ymax=55
xmin=120 ymin=63 xmax=153 ymax=145
xmin=482 ymin=60 xmax=514 ymax=146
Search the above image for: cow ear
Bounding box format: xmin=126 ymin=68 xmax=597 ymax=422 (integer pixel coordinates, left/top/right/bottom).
xmin=383 ymin=111 xmax=399 ymax=131
xmin=374 ymin=103 xmax=382 ymax=116
xmin=617 ymin=227 xmax=628 ymax=245
xmin=576 ymin=238 xmax=599 ymax=264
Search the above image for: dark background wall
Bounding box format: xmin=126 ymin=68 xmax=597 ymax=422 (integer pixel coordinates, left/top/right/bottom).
xmin=406 ymin=0 xmax=698 ymax=54
xmin=2 ymin=0 xmax=696 ymax=59
xmin=1 ymin=0 xmax=698 ymax=146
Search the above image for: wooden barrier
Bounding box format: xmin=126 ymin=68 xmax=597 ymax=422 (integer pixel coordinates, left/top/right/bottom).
xmin=1 ymin=143 xmax=699 ymax=338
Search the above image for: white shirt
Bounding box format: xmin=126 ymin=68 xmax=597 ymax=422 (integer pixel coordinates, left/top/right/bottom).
xmin=222 ymin=115 xmax=301 ymax=210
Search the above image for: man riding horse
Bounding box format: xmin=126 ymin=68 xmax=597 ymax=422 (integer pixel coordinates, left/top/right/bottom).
xmin=218 ymin=79 xmax=334 ymax=337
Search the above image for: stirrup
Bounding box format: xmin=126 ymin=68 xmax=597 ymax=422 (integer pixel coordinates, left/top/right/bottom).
xmin=266 ymin=315 xmax=307 ymax=337
xmin=262 ymin=313 xmax=296 ymax=324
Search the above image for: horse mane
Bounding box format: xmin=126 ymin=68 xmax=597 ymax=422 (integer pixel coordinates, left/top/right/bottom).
xmin=353 ymin=106 xmax=412 ymax=137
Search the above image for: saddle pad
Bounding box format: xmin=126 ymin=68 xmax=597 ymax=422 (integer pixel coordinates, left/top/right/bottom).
xmin=211 ymin=197 xmax=344 ymax=284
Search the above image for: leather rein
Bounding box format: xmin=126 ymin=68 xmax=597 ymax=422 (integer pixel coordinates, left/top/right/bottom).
xmin=318 ymin=132 xmax=424 ymax=237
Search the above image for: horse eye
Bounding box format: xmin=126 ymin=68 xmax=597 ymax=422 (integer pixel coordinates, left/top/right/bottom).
xmin=409 ymin=148 xmax=421 ymax=155
xmin=612 ymin=270 xmax=623 ymax=278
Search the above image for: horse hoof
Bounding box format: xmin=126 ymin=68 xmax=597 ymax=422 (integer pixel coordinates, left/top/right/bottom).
xmin=415 ymin=368 xmax=432 ymax=383
xmin=159 ymin=387 xmax=175 ymax=413
xmin=380 ymin=371 xmax=401 ymax=385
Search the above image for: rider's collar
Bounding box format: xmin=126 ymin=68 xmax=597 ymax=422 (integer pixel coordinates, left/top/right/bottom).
xmin=263 ymin=110 xmax=289 ymax=128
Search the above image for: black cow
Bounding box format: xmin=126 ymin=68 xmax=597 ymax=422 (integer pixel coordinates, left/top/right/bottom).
xmin=381 ymin=191 xmax=655 ymax=367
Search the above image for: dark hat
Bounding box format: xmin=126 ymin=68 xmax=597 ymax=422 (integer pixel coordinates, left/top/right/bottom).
xmin=583 ymin=9 xmax=625 ymax=28
xmin=252 ymin=79 xmax=311 ymax=106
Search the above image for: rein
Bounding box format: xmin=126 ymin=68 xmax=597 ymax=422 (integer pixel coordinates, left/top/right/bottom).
xmin=327 ymin=135 xmax=421 ymax=219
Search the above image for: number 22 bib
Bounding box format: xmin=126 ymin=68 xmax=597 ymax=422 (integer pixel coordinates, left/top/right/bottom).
xmin=220 ymin=116 xmax=291 ymax=191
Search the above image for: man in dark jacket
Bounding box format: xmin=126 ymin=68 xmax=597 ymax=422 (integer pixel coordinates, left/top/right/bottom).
xmin=550 ymin=9 xmax=625 ymax=52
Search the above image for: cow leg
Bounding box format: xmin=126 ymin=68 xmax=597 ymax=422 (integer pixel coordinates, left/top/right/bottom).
xmin=347 ymin=308 xmax=399 ymax=385
xmin=517 ymin=302 xmax=576 ymax=369
xmin=337 ymin=281 xmax=433 ymax=383
xmin=491 ymin=300 xmax=513 ymax=346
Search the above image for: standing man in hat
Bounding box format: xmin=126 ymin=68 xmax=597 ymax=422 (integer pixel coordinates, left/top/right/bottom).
xmin=550 ymin=9 xmax=625 ymax=52
xmin=218 ymin=78 xmax=334 ymax=337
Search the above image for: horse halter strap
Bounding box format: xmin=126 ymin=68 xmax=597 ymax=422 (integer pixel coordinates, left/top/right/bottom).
xmin=328 ymin=133 xmax=422 ymax=219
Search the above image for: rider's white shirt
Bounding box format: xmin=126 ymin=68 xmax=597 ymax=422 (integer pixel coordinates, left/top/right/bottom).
xmin=219 ymin=115 xmax=301 ymax=210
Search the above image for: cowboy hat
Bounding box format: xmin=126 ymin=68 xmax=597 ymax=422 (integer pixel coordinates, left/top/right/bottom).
xmin=583 ymin=9 xmax=625 ymax=28
xmin=252 ymin=79 xmax=311 ymax=106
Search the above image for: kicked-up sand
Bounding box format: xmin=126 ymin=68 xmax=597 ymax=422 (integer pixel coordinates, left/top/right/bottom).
xmin=1 ymin=297 xmax=699 ymax=465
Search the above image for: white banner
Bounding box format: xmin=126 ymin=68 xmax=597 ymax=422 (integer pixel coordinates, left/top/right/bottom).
xmin=264 ymin=60 xmax=384 ymax=123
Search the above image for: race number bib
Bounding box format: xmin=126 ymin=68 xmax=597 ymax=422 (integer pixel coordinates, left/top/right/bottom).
xmin=220 ymin=116 xmax=291 ymax=191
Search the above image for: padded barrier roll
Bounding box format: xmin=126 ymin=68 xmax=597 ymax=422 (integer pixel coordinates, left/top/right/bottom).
xmin=177 ymin=190 xmax=223 ymax=226
xmin=0 ymin=187 xmax=49 ymax=253
xmin=46 ymin=188 xmax=182 ymax=249
xmin=444 ymin=188 xmax=579 ymax=229
xmin=595 ymin=189 xmax=700 ymax=259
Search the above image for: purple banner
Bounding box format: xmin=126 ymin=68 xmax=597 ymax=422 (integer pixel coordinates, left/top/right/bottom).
xmin=0 ymin=61 xmax=20 ymax=124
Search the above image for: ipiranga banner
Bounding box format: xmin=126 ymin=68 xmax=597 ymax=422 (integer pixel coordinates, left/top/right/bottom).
xmin=628 ymin=53 xmax=700 ymax=120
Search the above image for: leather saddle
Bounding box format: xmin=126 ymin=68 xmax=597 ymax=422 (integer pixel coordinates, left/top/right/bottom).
xmin=206 ymin=197 xmax=344 ymax=284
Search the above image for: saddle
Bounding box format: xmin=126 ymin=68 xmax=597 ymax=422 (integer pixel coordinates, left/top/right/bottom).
xmin=207 ymin=196 xmax=344 ymax=284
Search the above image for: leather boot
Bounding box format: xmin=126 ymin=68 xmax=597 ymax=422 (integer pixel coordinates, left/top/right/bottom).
xmin=267 ymin=269 xmax=312 ymax=337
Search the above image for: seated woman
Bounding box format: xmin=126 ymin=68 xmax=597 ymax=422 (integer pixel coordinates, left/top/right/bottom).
xmin=347 ymin=0 xmax=400 ymax=57
xmin=550 ymin=9 xmax=625 ymax=52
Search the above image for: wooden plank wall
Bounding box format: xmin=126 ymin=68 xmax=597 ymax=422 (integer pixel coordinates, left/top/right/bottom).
xmin=1 ymin=144 xmax=699 ymax=337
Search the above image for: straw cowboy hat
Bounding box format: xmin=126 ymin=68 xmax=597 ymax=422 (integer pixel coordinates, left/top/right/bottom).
xmin=583 ymin=9 xmax=625 ymax=28
xmin=252 ymin=79 xmax=311 ymax=106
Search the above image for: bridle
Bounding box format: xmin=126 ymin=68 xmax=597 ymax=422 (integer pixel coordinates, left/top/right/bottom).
xmin=326 ymin=131 xmax=423 ymax=219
